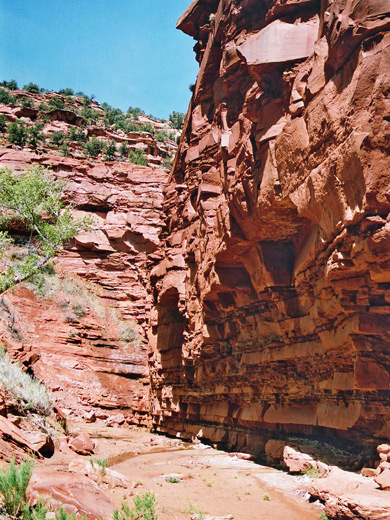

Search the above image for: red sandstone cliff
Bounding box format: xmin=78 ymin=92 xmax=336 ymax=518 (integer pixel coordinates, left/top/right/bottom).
xmin=149 ymin=0 xmax=390 ymax=467
xmin=0 ymin=93 xmax=169 ymax=425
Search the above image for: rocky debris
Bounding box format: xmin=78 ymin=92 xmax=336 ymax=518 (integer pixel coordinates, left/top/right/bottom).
xmin=68 ymin=458 xmax=130 ymax=488
xmin=68 ymin=432 xmax=95 ymax=455
xmin=149 ymin=0 xmax=390 ymax=472
xmin=27 ymin=469 xmax=116 ymax=520
xmin=282 ymin=446 xmax=328 ymax=476
xmin=309 ymin=466 xmax=390 ymax=520
xmin=22 ymin=431 xmax=55 ymax=457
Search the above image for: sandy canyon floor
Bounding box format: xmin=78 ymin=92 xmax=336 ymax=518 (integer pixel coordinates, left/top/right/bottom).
xmin=43 ymin=420 xmax=323 ymax=520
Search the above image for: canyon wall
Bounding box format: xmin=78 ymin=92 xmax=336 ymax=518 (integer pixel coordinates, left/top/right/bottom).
xmin=0 ymin=148 xmax=167 ymax=424
xmin=149 ymin=0 xmax=390 ymax=466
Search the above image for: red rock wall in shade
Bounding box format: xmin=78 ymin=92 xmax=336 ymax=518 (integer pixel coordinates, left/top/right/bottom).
xmin=149 ymin=0 xmax=390 ymax=466
xmin=0 ymin=149 xmax=167 ymax=424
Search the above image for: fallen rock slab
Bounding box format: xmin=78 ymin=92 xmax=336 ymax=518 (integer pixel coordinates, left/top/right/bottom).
xmin=68 ymin=458 xmax=130 ymax=488
xmin=309 ymin=466 xmax=390 ymax=520
xmin=68 ymin=432 xmax=95 ymax=455
xmin=27 ymin=469 xmax=116 ymax=520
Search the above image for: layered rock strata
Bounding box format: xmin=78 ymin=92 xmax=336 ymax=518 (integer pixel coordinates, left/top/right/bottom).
xmin=149 ymin=0 xmax=390 ymax=466
xmin=0 ymin=148 xmax=167 ymax=423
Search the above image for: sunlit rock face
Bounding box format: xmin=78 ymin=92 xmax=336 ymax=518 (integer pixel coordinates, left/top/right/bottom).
xmin=149 ymin=0 xmax=390 ymax=467
xmin=0 ymin=149 xmax=167 ymax=424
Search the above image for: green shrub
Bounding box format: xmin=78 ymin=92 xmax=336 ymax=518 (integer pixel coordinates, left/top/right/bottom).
xmin=28 ymin=124 xmax=45 ymax=150
xmin=165 ymin=476 xmax=180 ymax=483
xmin=169 ymin=111 xmax=184 ymax=129
xmin=119 ymin=142 xmax=128 ymax=157
xmin=104 ymin=140 xmax=117 ymax=161
xmin=21 ymin=497 xmax=48 ymax=520
xmin=80 ymin=106 xmax=100 ymax=123
xmin=50 ymin=131 xmax=66 ymax=146
xmin=0 ymin=459 xmax=34 ymax=516
xmin=161 ymin=157 xmax=173 ymax=169
xmin=0 ymin=88 xmax=16 ymax=104
xmin=58 ymin=88 xmax=74 ymax=96
xmin=128 ymin=148 xmax=148 ymax=166
xmin=68 ymin=126 xmax=87 ymax=142
xmin=0 ymin=350 xmax=52 ymax=414
xmin=37 ymin=102 xmax=49 ymax=112
xmin=127 ymin=106 xmax=145 ymax=118
xmin=0 ymin=114 xmax=7 ymax=132
xmin=112 ymin=493 xmax=157 ymax=520
xmin=84 ymin=137 xmax=103 ymax=158
xmin=7 ymin=120 xmax=28 ymax=146
xmin=0 ymin=80 xmax=18 ymax=91
xmin=60 ymin=143 xmax=70 ymax=157
xmin=49 ymin=97 xmax=65 ymax=109
xmin=23 ymin=83 xmax=40 ymax=94
xmin=90 ymin=457 xmax=108 ymax=475
xmin=21 ymin=96 xmax=34 ymax=108
xmin=155 ymin=131 xmax=166 ymax=143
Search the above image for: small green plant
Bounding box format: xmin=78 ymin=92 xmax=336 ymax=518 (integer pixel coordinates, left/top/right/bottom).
xmin=0 ymin=114 xmax=7 ymax=132
xmin=128 ymin=148 xmax=148 ymax=166
xmin=60 ymin=143 xmax=70 ymax=157
xmin=21 ymin=498 xmax=48 ymax=520
xmin=7 ymin=120 xmax=28 ymax=146
xmin=28 ymin=124 xmax=45 ymax=150
xmin=0 ymin=88 xmax=17 ymax=104
xmin=183 ymin=499 xmax=205 ymax=520
xmin=0 ymin=79 xmax=18 ymax=90
xmin=155 ymin=131 xmax=166 ymax=143
xmin=169 ymin=111 xmax=185 ymax=129
xmin=319 ymin=514 xmax=329 ymax=520
xmin=23 ymin=83 xmax=40 ymax=94
xmin=54 ymin=507 xmax=77 ymax=520
xmin=263 ymin=493 xmax=270 ymax=501
xmin=84 ymin=137 xmax=104 ymax=158
xmin=37 ymin=102 xmax=49 ymax=112
xmin=0 ymin=459 xmax=34 ymax=516
xmin=104 ymin=140 xmax=117 ymax=161
xmin=90 ymin=457 xmax=108 ymax=475
xmin=21 ymin=96 xmax=34 ymax=108
xmin=72 ymin=301 xmax=86 ymax=318
xmin=50 ymin=131 xmax=66 ymax=146
xmin=48 ymin=97 xmax=65 ymax=109
xmin=0 ymin=350 xmax=52 ymax=414
xmin=112 ymin=492 xmax=157 ymax=520
xmin=68 ymin=126 xmax=87 ymax=142
xmin=303 ymin=465 xmax=321 ymax=478
xmin=165 ymin=476 xmax=180 ymax=483
xmin=119 ymin=142 xmax=128 ymax=157
xmin=58 ymin=88 xmax=74 ymax=96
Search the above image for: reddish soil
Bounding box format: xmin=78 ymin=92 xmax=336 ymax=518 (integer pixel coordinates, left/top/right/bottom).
xmin=43 ymin=421 xmax=323 ymax=520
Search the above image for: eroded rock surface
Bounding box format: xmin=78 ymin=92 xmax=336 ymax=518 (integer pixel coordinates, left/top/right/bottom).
xmin=150 ymin=0 xmax=390 ymax=466
xmin=0 ymin=149 xmax=167 ymax=424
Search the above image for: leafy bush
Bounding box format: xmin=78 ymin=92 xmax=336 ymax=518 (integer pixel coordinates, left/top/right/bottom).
xmin=0 ymin=166 xmax=91 ymax=293
xmin=0 ymin=350 xmax=52 ymax=414
xmin=50 ymin=131 xmax=66 ymax=146
xmin=60 ymin=143 xmax=70 ymax=157
xmin=49 ymin=97 xmax=65 ymax=109
xmin=0 ymin=79 xmax=18 ymax=90
xmin=127 ymin=106 xmax=145 ymax=118
xmin=104 ymin=140 xmax=117 ymax=161
xmin=84 ymin=137 xmax=103 ymax=158
xmin=7 ymin=120 xmax=28 ymax=146
xmin=0 ymin=459 xmax=34 ymax=516
xmin=81 ymin=106 xmax=100 ymax=123
xmin=128 ymin=148 xmax=148 ymax=166
xmin=37 ymin=102 xmax=49 ymax=112
xmin=119 ymin=142 xmax=128 ymax=157
xmin=155 ymin=131 xmax=166 ymax=143
xmin=23 ymin=83 xmax=40 ymax=94
xmin=169 ymin=111 xmax=185 ymax=129
xmin=68 ymin=126 xmax=87 ymax=142
xmin=161 ymin=157 xmax=173 ymax=169
xmin=113 ymin=493 xmax=157 ymax=520
xmin=28 ymin=124 xmax=45 ymax=150
xmin=21 ymin=96 xmax=34 ymax=108
xmin=58 ymin=88 xmax=74 ymax=96
xmin=0 ymin=88 xmax=16 ymax=104
xmin=0 ymin=114 xmax=7 ymax=132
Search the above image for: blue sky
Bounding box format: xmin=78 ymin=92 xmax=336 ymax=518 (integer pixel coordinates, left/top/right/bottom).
xmin=0 ymin=1 xmax=198 ymax=119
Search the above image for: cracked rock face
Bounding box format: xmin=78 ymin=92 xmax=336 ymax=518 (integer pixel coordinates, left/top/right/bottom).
xmin=0 ymin=149 xmax=167 ymax=423
xmin=149 ymin=0 xmax=390 ymax=466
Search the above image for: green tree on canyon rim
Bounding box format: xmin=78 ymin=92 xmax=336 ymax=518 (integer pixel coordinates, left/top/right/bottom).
xmin=0 ymin=166 xmax=91 ymax=293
